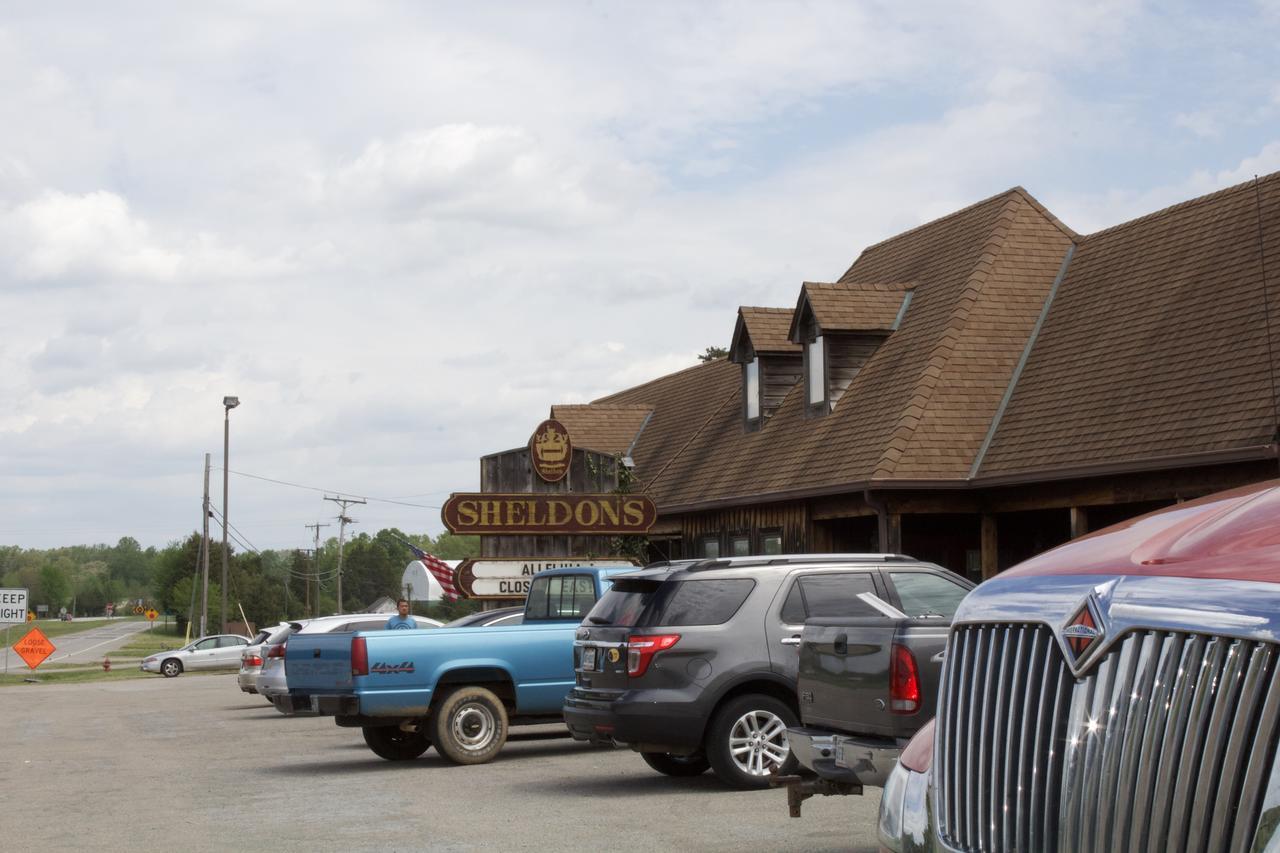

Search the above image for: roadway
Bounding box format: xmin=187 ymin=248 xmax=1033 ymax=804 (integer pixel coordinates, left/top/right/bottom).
xmin=0 ymin=618 xmax=153 ymax=666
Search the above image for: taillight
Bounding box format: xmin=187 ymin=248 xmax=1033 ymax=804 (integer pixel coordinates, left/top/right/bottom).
xmin=889 ymin=643 xmax=920 ymax=714
xmin=266 ymin=644 xmax=286 ymax=659
xmin=626 ymin=634 xmax=680 ymax=678
xmin=244 ymin=655 xmax=263 ymax=667
xmin=351 ymin=637 xmax=368 ymax=676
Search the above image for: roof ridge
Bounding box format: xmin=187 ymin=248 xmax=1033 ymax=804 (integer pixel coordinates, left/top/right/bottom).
xmin=553 ymin=402 xmax=653 ymax=410
xmin=740 ymin=305 xmax=794 ymax=313
xmin=839 ymin=186 xmax=1026 ymax=275
xmin=591 ymin=357 xmax=730 ymax=405
xmin=871 ymin=192 xmax=1026 ymax=478
xmin=1083 ymin=169 xmax=1280 ymax=241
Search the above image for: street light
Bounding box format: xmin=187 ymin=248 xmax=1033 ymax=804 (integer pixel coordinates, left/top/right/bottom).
xmin=221 ymin=395 xmax=240 ymax=633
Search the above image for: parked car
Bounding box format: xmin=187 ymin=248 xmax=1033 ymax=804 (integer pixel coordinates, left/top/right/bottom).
xmin=445 ymin=606 xmax=524 ymax=628
xmin=879 ymin=479 xmax=1280 ymax=853
xmin=256 ymin=612 xmax=443 ymax=700
xmin=273 ymin=567 xmax=632 ymax=765
xmin=562 ymin=554 xmax=965 ymax=789
xmin=238 ymin=623 xmax=291 ymax=695
xmin=140 ymin=634 xmax=252 ymax=677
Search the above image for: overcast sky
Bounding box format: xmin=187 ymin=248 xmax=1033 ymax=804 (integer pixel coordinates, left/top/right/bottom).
xmin=3 ymin=1 xmax=1279 ymax=551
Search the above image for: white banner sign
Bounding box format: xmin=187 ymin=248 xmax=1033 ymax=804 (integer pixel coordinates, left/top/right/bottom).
xmin=0 ymin=588 xmax=29 ymax=624
xmin=470 ymin=558 xmax=636 ymax=579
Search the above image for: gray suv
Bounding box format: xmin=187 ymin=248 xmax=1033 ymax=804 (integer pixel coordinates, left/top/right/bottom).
xmin=562 ymin=554 xmax=966 ymax=789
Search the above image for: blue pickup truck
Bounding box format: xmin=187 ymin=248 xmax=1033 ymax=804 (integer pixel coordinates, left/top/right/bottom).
xmin=272 ymin=566 xmax=634 ymax=765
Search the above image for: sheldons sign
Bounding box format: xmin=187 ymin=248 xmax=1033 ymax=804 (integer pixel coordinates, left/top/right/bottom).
xmin=441 ymin=493 xmax=657 ymax=535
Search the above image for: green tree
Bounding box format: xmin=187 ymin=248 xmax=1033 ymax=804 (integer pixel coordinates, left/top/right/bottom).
xmin=697 ymin=346 xmax=728 ymax=362
xmin=39 ymin=564 xmax=71 ymax=609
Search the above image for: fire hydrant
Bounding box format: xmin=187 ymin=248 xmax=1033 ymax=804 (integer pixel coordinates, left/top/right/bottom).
xmin=102 ymin=657 xmax=111 ymax=672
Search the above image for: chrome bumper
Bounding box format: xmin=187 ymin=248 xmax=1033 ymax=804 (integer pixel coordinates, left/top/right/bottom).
xmin=787 ymin=726 xmax=901 ymax=788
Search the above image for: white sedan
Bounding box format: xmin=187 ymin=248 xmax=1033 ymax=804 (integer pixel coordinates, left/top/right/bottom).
xmin=141 ymin=634 xmax=252 ymax=677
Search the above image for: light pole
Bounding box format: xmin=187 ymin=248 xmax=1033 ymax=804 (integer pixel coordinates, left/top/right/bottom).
xmin=221 ymin=395 xmax=240 ymax=633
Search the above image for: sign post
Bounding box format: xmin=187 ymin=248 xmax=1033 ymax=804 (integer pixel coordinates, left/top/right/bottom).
xmin=1 ymin=588 xmax=29 ymax=675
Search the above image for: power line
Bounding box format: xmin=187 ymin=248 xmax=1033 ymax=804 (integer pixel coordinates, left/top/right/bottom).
xmin=222 ymin=468 xmax=442 ymax=509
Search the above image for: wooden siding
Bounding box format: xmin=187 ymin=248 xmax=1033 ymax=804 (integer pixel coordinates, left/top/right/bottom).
xmin=827 ymin=333 xmax=884 ymax=407
xmin=677 ymin=502 xmax=810 ymax=555
xmin=760 ymin=354 xmax=802 ymax=418
xmin=479 ymin=446 xmax=622 ymax=558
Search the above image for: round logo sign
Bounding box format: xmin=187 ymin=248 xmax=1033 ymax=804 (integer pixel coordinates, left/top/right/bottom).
xmin=529 ymin=419 xmax=572 ymax=483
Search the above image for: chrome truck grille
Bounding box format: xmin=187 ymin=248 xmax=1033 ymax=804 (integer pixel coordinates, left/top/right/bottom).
xmin=935 ymin=624 xmax=1280 ymax=853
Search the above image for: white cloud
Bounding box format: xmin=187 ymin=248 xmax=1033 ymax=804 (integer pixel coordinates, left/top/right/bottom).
xmin=1175 ymin=111 xmax=1222 ymax=138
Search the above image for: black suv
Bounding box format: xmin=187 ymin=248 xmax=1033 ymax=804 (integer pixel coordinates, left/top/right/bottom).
xmin=562 ymin=554 xmax=971 ymax=788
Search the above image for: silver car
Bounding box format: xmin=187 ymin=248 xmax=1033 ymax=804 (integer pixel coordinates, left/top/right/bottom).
xmin=256 ymin=613 xmax=443 ymax=698
xmin=141 ymin=634 xmax=252 ymax=678
xmin=238 ymin=623 xmax=291 ymax=695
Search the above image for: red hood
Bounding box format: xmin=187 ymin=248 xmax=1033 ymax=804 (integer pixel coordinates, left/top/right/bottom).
xmin=1002 ymin=478 xmax=1280 ymax=585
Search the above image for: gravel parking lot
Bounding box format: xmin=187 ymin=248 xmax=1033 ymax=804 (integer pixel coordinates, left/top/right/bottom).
xmin=2 ymin=674 xmax=880 ymax=852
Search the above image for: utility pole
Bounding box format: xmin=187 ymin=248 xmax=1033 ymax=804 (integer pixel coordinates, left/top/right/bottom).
xmin=323 ymin=496 xmax=364 ymax=614
xmin=304 ymin=521 xmax=330 ymax=618
xmin=221 ymin=396 xmax=240 ymax=633
xmin=201 ymin=452 xmax=211 ymax=638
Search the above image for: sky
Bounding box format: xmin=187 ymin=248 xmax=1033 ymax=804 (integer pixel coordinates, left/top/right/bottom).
xmin=3 ymin=1 xmax=1279 ymax=552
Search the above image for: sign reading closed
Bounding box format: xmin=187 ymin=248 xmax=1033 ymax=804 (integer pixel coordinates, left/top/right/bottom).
xmin=442 ymin=493 xmax=657 ymax=535
xmin=456 ymin=557 xmax=638 ymax=599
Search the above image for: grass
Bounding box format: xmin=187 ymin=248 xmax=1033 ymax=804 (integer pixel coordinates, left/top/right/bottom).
xmin=0 ymin=664 xmax=230 ymax=687
xmin=108 ymin=626 xmax=189 ymax=659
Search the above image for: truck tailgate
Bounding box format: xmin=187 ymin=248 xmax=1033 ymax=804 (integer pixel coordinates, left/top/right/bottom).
xmin=284 ymin=632 xmax=355 ymax=691
xmin=797 ymin=617 xmax=948 ymax=739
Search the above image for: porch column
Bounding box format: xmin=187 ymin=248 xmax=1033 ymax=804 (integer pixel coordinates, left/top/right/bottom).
xmin=878 ymin=512 xmax=902 ymax=554
xmin=1070 ymin=506 xmax=1089 ymax=539
xmin=981 ymin=514 xmax=998 ymax=580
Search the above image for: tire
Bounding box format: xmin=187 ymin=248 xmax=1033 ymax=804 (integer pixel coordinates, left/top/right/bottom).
xmin=430 ymin=686 xmax=509 ymax=765
xmin=161 ymin=658 xmax=183 ymax=678
xmin=641 ymin=751 xmax=710 ymax=777
xmin=362 ymin=725 xmax=432 ymax=761
xmin=705 ymin=694 xmax=799 ymax=789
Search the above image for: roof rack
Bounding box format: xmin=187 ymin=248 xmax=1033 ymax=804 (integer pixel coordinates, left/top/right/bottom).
xmin=684 ymin=553 xmax=916 ymax=572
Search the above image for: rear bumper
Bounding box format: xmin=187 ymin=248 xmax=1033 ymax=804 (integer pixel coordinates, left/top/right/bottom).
xmin=272 ymin=693 xmax=360 ymax=717
xmin=787 ymin=726 xmax=901 ymax=789
xmin=562 ymin=691 xmax=705 ymax=753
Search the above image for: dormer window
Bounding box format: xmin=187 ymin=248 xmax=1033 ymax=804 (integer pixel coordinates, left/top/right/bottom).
xmin=807 ymin=336 xmax=826 ymax=411
xmin=745 ymin=358 xmax=760 ymax=420
xmin=730 ymin=307 xmax=803 ymax=432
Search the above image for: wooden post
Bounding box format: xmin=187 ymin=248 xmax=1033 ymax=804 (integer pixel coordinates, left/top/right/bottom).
xmin=981 ymin=514 xmax=998 ymax=580
xmin=1070 ymin=506 xmax=1089 ymax=539
xmin=878 ymin=512 xmax=902 ymax=554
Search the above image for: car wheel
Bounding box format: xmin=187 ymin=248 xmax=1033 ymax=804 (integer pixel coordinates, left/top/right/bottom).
xmin=430 ymin=686 xmax=508 ymax=765
xmin=362 ymin=725 xmax=432 ymax=761
xmin=641 ymin=751 xmax=710 ymax=777
xmin=161 ymin=659 xmax=183 ymax=678
xmin=705 ymin=694 xmax=798 ymax=789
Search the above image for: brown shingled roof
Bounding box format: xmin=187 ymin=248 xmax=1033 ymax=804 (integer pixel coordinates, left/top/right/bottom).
xmin=976 ymin=172 xmax=1280 ymax=479
xmin=596 ymin=187 xmax=1074 ymax=508
xmin=549 ymin=403 xmax=654 ymax=456
xmin=791 ymin=282 xmax=913 ymax=337
xmin=733 ymin=307 xmax=801 ymax=357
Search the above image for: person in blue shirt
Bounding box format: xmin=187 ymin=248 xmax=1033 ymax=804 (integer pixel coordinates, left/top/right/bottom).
xmin=385 ymin=598 xmax=418 ymax=629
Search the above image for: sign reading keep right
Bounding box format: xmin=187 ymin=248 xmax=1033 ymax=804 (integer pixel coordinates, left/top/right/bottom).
xmin=0 ymin=588 xmax=29 ymax=624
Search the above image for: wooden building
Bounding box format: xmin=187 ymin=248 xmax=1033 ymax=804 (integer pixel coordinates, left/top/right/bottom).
xmin=481 ymin=173 xmax=1280 ymax=581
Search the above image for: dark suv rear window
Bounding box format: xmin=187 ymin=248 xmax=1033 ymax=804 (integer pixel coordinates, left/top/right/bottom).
xmin=526 ymin=574 xmax=597 ymax=621
xmin=586 ymin=578 xmax=755 ymax=627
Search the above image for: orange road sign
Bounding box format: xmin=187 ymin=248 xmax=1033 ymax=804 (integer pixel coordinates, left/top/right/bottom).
xmin=145 ymin=609 xmax=159 ymax=622
xmin=14 ymin=627 xmax=55 ymax=669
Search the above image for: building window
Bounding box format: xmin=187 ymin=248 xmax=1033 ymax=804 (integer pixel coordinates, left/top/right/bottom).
xmin=701 ymin=536 xmax=721 ymax=558
xmin=744 ymin=359 xmax=760 ymax=421
xmin=730 ymin=534 xmax=751 ymax=557
xmin=760 ymin=530 xmax=783 ymax=555
xmin=807 ymin=336 xmax=826 ymax=408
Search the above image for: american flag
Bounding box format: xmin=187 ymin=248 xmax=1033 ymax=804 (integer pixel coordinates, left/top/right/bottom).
xmin=405 ymin=541 xmax=461 ymax=601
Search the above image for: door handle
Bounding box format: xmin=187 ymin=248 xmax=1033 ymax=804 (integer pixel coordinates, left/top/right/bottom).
xmin=780 ymin=636 xmax=802 ymax=646
xmin=833 ymin=633 xmax=848 ymax=655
